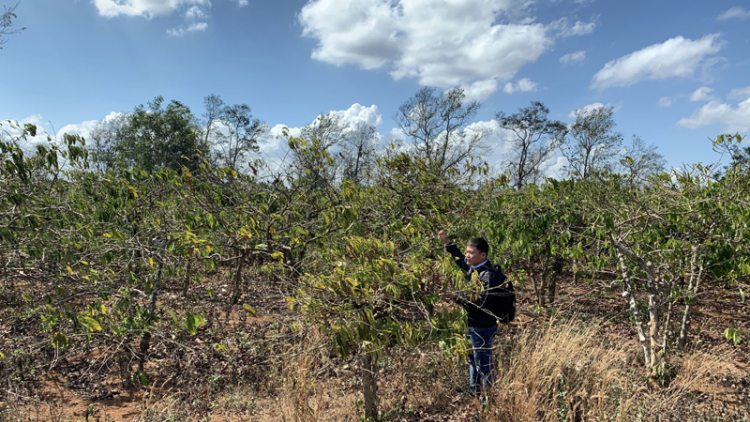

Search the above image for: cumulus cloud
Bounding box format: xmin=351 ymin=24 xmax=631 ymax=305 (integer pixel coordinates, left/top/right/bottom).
xmin=298 ymin=0 xmax=593 ymax=98
xmin=550 ymin=16 xmax=598 ymax=38
xmin=689 ymin=86 xmax=716 ymax=102
xmin=0 ymin=115 xmax=52 ymax=145
xmin=678 ymin=90 xmax=750 ymax=133
xmin=331 ymin=103 xmax=383 ymax=129
xmin=462 ymin=80 xmax=500 ymax=101
xmin=92 ymin=0 xmax=212 ymax=18
xmin=658 ymin=97 xmax=675 ymax=108
xmin=560 ymin=50 xmax=586 ymax=64
xmin=502 ymin=78 xmax=538 ymax=94
xmin=167 ymin=22 xmax=208 ymax=36
xmin=717 ymin=6 xmax=750 ymax=21
xmin=568 ymin=102 xmax=609 ymax=118
xmin=591 ymin=34 xmax=724 ymax=90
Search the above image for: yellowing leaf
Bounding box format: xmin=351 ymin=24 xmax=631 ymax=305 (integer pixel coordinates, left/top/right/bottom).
xmin=242 ymin=304 xmax=256 ymax=316
xmin=83 ymin=317 xmax=102 ymax=332
xmin=271 ymin=252 xmax=284 ymax=260
xmin=148 ymin=257 xmax=154 ymax=267
xmin=51 ymin=332 xmax=69 ymax=349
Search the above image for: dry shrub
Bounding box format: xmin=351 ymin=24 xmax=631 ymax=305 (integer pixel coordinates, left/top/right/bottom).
xmin=487 ymin=319 xmax=630 ymax=422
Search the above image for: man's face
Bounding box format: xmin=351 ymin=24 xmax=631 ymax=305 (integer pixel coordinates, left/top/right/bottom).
xmin=465 ymin=245 xmax=487 ymax=267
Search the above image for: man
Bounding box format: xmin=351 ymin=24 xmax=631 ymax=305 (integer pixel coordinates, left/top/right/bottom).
xmin=438 ymin=230 xmax=515 ymax=400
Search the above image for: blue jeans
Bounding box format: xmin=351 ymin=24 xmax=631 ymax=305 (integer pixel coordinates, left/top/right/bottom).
xmin=468 ymin=324 xmax=498 ymax=394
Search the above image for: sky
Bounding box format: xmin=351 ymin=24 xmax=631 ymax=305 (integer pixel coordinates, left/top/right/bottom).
xmin=1 ymin=0 xmax=749 ymax=174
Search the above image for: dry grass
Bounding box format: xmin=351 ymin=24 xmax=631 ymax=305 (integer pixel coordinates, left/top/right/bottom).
xmin=481 ymin=319 xmax=630 ymax=422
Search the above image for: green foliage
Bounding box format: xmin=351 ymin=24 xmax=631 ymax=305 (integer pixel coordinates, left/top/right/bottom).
xmin=116 ymin=96 xmax=207 ymax=173
xmin=2 ymin=111 xmax=749 ymax=396
xmin=724 ymin=327 xmax=746 ymax=347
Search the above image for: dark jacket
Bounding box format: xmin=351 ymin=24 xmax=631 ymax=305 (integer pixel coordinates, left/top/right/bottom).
xmin=445 ymin=243 xmax=514 ymax=328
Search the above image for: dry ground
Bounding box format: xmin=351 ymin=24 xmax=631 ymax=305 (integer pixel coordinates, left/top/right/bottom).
xmin=1 ymin=269 xmax=748 ymax=422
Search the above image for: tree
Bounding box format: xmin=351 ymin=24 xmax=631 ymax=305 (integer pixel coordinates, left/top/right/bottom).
xmin=200 ymin=95 xmax=268 ymax=172
xmin=395 ymin=87 xmax=485 ymax=171
xmin=294 ymin=112 xmax=349 ymax=187
xmin=1 ymin=2 xmax=25 ymax=49
xmin=340 ymin=121 xmax=377 ymax=185
xmin=712 ymin=133 xmax=749 ymax=175
xmin=563 ymin=105 xmax=623 ymax=179
xmin=200 ymin=94 xmax=224 ymax=151
xmin=497 ymin=101 xmax=567 ymax=189
xmin=620 ymin=135 xmax=666 ymax=182
xmin=117 ymin=96 xmax=206 ymax=173
xmin=88 ymin=113 xmax=130 ymax=173
xmin=215 ymin=104 xmax=267 ymax=172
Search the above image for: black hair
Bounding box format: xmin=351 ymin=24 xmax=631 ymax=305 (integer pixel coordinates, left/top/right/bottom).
xmin=467 ymin=237 xmax=489 ymax=254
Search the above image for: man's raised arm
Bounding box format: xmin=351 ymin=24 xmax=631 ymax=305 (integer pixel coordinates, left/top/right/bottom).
xmin=438 ymin=230 xmax=470 ymax=272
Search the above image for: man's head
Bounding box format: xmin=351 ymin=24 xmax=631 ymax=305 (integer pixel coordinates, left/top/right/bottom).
xmin=465 ymin=237 xmax=489 ymax=267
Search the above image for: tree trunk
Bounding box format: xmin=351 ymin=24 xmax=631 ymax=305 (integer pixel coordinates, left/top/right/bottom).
xmin=362 ymin=351 xmax=378 ymax=421
xmin=231 ymin=249 xmax=248 ymax=305
xmin=614 ymin=246 xmax=650 ymax=367
xmin=678 ymin=246 xmax=703 ymax=350
xmin=182 ymin=259 xmax=192 ymax=299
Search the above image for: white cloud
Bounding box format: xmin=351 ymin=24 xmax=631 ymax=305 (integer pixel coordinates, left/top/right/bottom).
xmin=299 ymin=0 xmax=561 ymax=98
xmin=568 ymin=102 xmax=608 ymax=118
xmin=464 ymin=120 xmax=510 ymax=165
xmin=92 ymin=0 xmax=211 ymax=18
xmin=462 ymin=80 xmax=499 ymax=101
xmin=591 ymin=34 xmax=724 ymax=90
xmin=232 ymin=0 xmax=249 ymax=6
xmin=185 ymin=5 xmax=208 ymax=19
xmin=559 ymin=50 xmax=586 ymax=64
xmin=550 ymin=16 xmax=598 ymax=38
xmin=331 ymin=103 xmax=383 ymax=129
xmin=727 ymin=86 xmax=750 ymax=101
xmin=545 ymin=155 xmax=569 ymax=179
xmin=0 ymin=115 xmax=52 ymax=145
xmin=502 ymin=78 xmax=538 ymax=94
xmin=718 ymin=6 xmax=750 ymax=21
xmin=689 ymin=86 xmax=716 ymax=102
xmin=678 ymin=91 xmax=750 ymax=133
xmin=658 ymin=97 xmax=674 ymax=108
xmin=167 ymin=22 xmax=208 ymax=36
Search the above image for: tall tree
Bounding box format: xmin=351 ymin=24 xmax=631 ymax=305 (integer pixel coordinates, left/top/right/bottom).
xmin=620 ymin=135 xmax=666 ymax=182
xmin=201 ymin=95 xmax=267 ymax=172
xmin=215 ymin=104 xmax=268 ymax=172
xmin=201 ymin=94 xmax=225 ymax=150
xmin=563 ymin=105 xmax=623 ymax=179
xmin=395 ymin=87 xmax=485 ymax=171
xmin=497 ymin=101 xmax=567 ymax=189
xmin=340 ymin=121 xmax=377 ymax=185
xmin=117 ymin=96 xmax=205 ymax=173
xmin=87 ymin=113 xmax=130 ymax=173
xmin=1 ymin=3 xmax=25 ymax=49
xmin=293 ymin=112 xmax=349 ymax=187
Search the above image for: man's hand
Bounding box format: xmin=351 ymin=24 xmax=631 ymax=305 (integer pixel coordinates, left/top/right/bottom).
xmin=438 ymin=230 xmax=450 ymax=245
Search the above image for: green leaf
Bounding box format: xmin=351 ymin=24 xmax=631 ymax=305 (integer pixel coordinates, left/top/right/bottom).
xmin=138 ymin=371 xmax=149 ymax=386
xmin=51 ymin=332 xmax=69 ymax=349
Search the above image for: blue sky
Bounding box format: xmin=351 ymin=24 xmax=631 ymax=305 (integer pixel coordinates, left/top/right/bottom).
xmin=2 ymin=0 xmax=749 ymax=173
